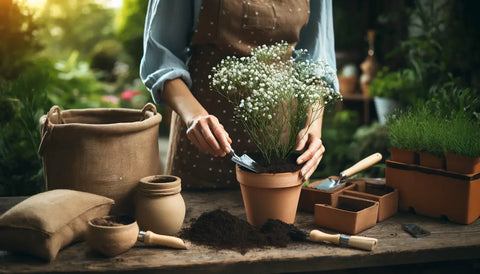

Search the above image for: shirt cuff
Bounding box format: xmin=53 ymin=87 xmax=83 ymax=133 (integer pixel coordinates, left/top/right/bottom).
xmin=145 ymin=69 xmax=193 ymax=104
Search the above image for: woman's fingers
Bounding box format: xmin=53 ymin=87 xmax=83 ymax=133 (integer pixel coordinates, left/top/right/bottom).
xmin=301 ymin=147 xmax=324 ymax=181
xmin=297 ymin=134 xmax=322 ymax=164
xmin=296 ymin=134 xmax=325 ymax=181
xmin=209 ymin=119 xmax=231 ymax=155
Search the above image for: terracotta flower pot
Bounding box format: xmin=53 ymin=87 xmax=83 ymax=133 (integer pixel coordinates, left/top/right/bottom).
xmin=419 ymin=152 xmax=445 ymax=170
xmin=445 ymin=153 xmax=480 ymax=175
xmin=389 ymin=147 xmax=417 ymax=164
xmin=236 ymin=165 xmax=303 ymax=227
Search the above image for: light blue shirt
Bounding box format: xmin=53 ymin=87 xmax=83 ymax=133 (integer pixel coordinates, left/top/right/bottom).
xmin=140 ymin=0 xmax=338 ymax=104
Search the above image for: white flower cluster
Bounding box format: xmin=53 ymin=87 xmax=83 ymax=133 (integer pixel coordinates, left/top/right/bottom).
xmin=210 ymin=42 xmax=341 ymax=164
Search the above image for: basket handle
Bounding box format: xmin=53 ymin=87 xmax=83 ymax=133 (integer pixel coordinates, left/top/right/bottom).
xmin=38 ymin=105 xmax=64 ymax=155
xmin=141 ymin=103 xmax=158 ymax=119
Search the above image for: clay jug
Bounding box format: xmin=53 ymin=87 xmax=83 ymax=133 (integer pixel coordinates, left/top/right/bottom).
xmin=135 ymin=175 xmax=185 ymax=236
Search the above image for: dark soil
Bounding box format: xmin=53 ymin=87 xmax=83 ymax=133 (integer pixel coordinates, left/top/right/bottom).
xmin=150 ymin=176 xmax=177 ymax=183
xmin=245 ymin=151 xmax=304 ymax=173
xmin=180 ymin=209 xmax=306 ymax=254
xmin=364 ymin=185 xmax=393 ymax=196
xmin=337 ymin=203 xmax=363 ymax=212
xmin=91 ymin=215 xmax=134 ymax=226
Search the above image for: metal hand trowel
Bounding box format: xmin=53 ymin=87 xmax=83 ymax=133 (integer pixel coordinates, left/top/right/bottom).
xmin=229 ymin=148 xmax=259 ymax=173
xmin=314 ymin=153 xmax=382 ymax=191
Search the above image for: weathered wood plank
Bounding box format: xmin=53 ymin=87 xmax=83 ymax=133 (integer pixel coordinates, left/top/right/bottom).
xmin=0 ymin=189 xmax=479 ymax=273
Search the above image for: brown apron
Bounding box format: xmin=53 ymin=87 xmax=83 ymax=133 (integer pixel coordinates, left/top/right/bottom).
xmin=166 ymin=0 xmax=310 ymax=189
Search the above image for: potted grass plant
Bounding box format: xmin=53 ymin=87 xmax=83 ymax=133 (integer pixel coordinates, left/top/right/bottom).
xmin=210 ymin=42 xmax=341 ymax=227
xmin=443 ymin=117 xmax=480 ymax=174
xmin=417 ymin=110 xmax=446 ymax=169
xmin=386 ymin=109 xmax=421 ymax=164
xmin=387 ymin=105 xmax=446 ymax=168
xmin=387 ymin=97 xmax=480 ymax=172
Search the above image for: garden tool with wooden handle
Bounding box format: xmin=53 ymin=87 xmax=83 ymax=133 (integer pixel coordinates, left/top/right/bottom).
xmin=308 ymin=230 xmax=378 ymax=251
xmin=137 ymin=231 xmax=187 ymax=249
xmin=314 ymin=153 xmax=382 ymax=190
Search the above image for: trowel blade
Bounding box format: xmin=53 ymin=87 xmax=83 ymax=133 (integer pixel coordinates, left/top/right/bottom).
xmin=313 ymin=178 xmax=341 ymax=190
xmin=230 ymin=149 xmax=259 ymax=173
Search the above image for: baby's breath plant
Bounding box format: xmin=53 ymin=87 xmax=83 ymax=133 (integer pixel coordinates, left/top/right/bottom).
xmin=210 ymin=42 xmax=341 ymax=165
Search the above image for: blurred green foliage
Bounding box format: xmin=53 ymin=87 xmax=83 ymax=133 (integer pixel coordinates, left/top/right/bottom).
xmin=0 ymin=0 xmax=151 ymax=196
xmin=114 ymin=0 xmax=148 ymax=72
xmin=0 ymin=60 xmax=54 ymax=195
xmin=374 ymin=0 xmax=480 ymax=102
xmin=369 ymin=67 xmax=419 ymax=105
xmin=0 ymin=0 xmax=42 ymax=80
xmin=38 ymin=0 xmax=116 ymax=60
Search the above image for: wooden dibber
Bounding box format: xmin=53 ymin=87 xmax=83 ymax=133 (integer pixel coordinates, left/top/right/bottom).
xmin=137 ymin=231 xmax=187 ymax=249
xmin=308 ymin=230 xmax=377 ymax=251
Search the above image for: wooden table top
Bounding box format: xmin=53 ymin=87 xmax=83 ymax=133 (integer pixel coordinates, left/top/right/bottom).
xmin=1 ymin=189 xmax=480 ymax=273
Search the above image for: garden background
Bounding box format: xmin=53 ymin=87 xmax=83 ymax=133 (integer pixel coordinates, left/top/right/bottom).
xmin=1 ymin=0 xmax=479 ymax=196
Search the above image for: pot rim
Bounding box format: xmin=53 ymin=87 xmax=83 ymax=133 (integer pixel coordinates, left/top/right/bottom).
xmin=40 ymin=108 xmax=162 ymax=134
xmin=236 ymin=165 xmax=302 ymax=189
xmin=88 ymin=215 xmax=138 ymax=230
xmin=138 ymin=175 xmax=182 ymax=195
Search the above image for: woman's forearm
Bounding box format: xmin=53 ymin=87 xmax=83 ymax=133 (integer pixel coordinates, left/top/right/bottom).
xmin=162 ymin=78 xmax=209 ymax=127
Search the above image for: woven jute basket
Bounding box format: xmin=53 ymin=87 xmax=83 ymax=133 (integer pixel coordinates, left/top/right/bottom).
xmin=39 ymin=103 xmax=163 ymax=215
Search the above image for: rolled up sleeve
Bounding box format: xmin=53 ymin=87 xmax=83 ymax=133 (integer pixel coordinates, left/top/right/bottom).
xmin=140 ymin=0 xmax=194 ymax=104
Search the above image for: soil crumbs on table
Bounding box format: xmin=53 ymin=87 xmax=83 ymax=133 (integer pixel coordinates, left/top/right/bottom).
xmin=180 ymin=209 xmax=306 ymax=254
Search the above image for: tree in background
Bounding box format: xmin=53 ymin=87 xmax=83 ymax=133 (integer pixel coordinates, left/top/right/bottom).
xmin=0 ymin=0 xmax=53 ymax=195
xmin=0 ymin=0 xmax=42 ymax=80
xmin=114 ymin=0 xmax=148 ymax=73
xmin=38 ymin=0 xmax=116 ymax=60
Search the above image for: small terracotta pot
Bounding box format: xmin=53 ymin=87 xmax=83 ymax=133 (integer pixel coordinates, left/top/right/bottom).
xmin=343 ymin=182 xmax=398 ymax=222
xmin=389 ymin=147 xmax=417 ymax=164
xmin=236 ymin=165 xmax=303 ymax=227
xmin=87 ymin=216 xmax=139 ymax=257
xmin=298 ymin=178 xmax=356 ymax=212
xmin=314 ymin=195 xmax=379 ymax=234
xmin=338 ymin=76 xmax=359 ymax=95
xmin=135 ymin=175 xmax=185 ymax=236
xmin=445 ymin=153 xmax=480 ymax=175
xmin=419 ymin=152 xmax=445 ymax=170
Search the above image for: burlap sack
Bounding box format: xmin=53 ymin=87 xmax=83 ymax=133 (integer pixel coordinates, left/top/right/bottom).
xmin=0 ymin=189 xmax=114 ymax=261
xmin=39 ymin=103 xmax=162 ymax=216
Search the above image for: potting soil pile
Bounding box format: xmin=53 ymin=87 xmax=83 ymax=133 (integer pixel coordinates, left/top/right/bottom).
xmin=180 ymin=209 xmax=306 ymax=254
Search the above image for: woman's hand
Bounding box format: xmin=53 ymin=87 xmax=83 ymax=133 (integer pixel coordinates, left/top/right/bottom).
xmin=295 ymin=128 xmax=325 ymax=182
xmin=186 ymin=115 xmax=231 ymax=157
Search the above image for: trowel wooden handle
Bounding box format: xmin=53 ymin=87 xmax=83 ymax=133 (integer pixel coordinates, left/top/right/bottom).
xmin=341 ymin=153 xmax=382 ymax=178
xmin=309 ymin=230 xmax=377 ymax=251
xmin=139 ymin=231 xmax=187 ymax=249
